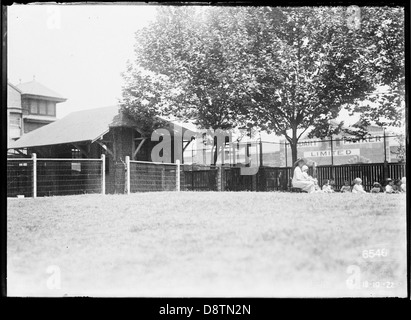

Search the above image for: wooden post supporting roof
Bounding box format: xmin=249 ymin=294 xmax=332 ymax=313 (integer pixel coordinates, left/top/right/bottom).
xmin=133 ymin=138 xmax=147 ymax=159
xmin=95 ymin=140 xmax=115 ymax=158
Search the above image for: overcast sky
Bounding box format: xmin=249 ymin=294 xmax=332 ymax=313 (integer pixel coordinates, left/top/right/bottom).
xmin=8 ymin=4 xmax=157 ymax=119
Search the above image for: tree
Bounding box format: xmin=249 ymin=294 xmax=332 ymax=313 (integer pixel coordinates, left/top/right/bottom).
xmin=121 ymin=6 xmax=261 ymax=163
xmin=120 ymin=65 xmax=172 ymax=137
xmin=346 ymin=7 xmax=405 ymax=129
xmin=234 ymin=6 xmax=404 ymax=164
xmin=121 ymin=6 xmax=405 ymax=165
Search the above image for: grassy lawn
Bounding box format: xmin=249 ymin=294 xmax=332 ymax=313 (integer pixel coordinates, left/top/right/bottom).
xmin=7 ymin=192 xmax=407 ymax=297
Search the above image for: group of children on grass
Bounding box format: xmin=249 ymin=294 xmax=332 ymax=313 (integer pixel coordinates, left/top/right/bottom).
xmin=292 ymin=158 xmax=406 ymax=194
xmin=337 ymin=177 xmax=405 ymax=194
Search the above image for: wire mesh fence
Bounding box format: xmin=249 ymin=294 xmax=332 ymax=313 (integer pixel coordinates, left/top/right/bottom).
xmin=182 ymin=133 xmax=405 ymax=167
xmin=37 ymin=159 xmax=103 ymax=196
xmin=128 ymin=160 xmax=178 ymax=192
xmin=7 ymin=154 xmax=105 ymax=198
xmin=8 ymin=153 xmax=406 ymax=197
xmin=7 ymin=158 xmax=34 ymax=197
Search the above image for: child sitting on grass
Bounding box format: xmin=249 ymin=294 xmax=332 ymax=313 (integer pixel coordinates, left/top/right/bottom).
xmin=370 ymin=182 xmax=382 ymax=193
xmin=322 ymin=179 xmax=334 ymax=193
xmin=340 ymin=180 xmax=352 ymax=193
xmin=352 ymin=178 xmax=367 ymax=194
xmin=401 ymin=177 xmax=406 ymax=192
xmin=384 ymin=178 xmax=397 ymax=193
xmin=301 ymin=165 xmax=321 ymax=192
xmin=393 ymin=179 xmax=402 ymax=193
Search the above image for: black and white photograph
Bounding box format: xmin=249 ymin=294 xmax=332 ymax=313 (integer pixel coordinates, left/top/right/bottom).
xmin=4 ymin=2 xmax=407 ymax=300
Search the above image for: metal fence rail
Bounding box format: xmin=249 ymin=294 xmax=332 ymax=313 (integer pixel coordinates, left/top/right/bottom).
xmin=253 ymin=162 xmax=406 ymax=192
xmin=315 ymin=163 xmax=406 ymax=191
xmin=127 ymin=158 xmax=179 ymax=193
xmin=225 ymin=167 xmax=254 ymax=191
xmin=7 ymin=154 xmax=105 ymax=198
xmin=256 ymin=167 xmax=291 ymax=191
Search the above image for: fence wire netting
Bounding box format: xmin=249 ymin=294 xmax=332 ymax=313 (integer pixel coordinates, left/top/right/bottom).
xmin=182 ymin=134 xmax=405 ymax=167
xmin=7 ymin=159 xmax=34 ymax=197
xmin=7 ymin=155 xmax=406 ymax=196
xmin=129 ymin=161 xmax=178 ymax=192
xmin=7 ymin=158 xmax=103 ymax=197
xmin=37 ymin=160 xmax=102 ymax=196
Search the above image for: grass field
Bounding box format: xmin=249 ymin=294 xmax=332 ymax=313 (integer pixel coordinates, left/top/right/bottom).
xmin=7 ymin=192 xmax=407 ymax=297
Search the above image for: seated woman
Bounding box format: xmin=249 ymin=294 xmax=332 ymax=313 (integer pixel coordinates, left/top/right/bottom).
xmin=292 ymin=158 xmax=316 ymax=193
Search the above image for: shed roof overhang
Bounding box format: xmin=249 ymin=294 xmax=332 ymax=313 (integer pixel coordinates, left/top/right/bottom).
xmin=8 ymin=105 xmax=135 ymax=150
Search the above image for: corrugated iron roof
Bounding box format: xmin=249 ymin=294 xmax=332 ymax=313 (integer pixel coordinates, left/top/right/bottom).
xmin=8 ymin=106 xmax=124 ymax=149
xmin=16 ymin=80 xmax=67 ymax=101
xmin=8 ymin=105 xmax=198 ymax=150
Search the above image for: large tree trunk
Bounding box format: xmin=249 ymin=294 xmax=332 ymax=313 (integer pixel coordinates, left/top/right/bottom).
xmin=290 ymin=126 xmax=298 ymax=167
xmin=212 ymin=135 xmax=218 ymax=165
xmin=290 ymin=142 xmax=298 ymax=168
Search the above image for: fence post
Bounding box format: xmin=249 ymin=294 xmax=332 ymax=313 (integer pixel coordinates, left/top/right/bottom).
xmin=383 ymin=128 xmax=388 ymax=180
xmin=32 ymin=153 xmax=37 ymax=198
xmin=125 ymin=156 xmax=130 ymax=195
xmin=176 ymin=159 xmax=181 ymax=192
xmin=101 ymin=154 xmax=106 ymax=195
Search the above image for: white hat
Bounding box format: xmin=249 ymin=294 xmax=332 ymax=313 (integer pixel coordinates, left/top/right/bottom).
xmin=302 ymin=165 xmax=309 ymax=172
xmin=294 ymin=158 xmax=306 ymax=167
xmin=353 ymin=178 xmax=362 ymax=184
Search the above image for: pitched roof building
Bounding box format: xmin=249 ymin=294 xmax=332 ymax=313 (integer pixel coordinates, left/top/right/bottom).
xmin=8 ymin=105 xmax=195 ymax=194
xmin=7 ymin=79 xmax=67 ymax=150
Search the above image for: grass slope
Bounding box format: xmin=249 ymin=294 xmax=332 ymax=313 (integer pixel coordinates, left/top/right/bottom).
xmin=7 ymin=192 xmax=407 ymax=297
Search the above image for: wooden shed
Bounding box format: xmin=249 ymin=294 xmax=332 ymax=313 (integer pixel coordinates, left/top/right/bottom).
xmin=8 ymin=105 xmax=194 ymax=194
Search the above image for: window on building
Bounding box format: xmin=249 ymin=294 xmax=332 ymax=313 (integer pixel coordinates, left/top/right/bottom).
xmin=9 ymin=115 xmax=22 ymax=139
xmin=9 ymin=117 xmax=21 ymax=128
xmin=39 ymin=101 xmax=47 ymax=115
xmin=47 ymin=101 xmax=55 ymax=116
xmin=29 ymin=99 xmax=38 ymax=114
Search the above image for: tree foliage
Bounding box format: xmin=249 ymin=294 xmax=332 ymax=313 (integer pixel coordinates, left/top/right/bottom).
xmin=120 ymin=5 xmax=405 ymax=163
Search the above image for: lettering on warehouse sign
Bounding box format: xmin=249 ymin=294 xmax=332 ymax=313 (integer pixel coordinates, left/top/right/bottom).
xmin=342 ymin=136 xmax=383 ymax=145
xmin=298 ymin=135 xmax=384 ymax=148
xmin=304 ymin=149 xmax=360 ymax=158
